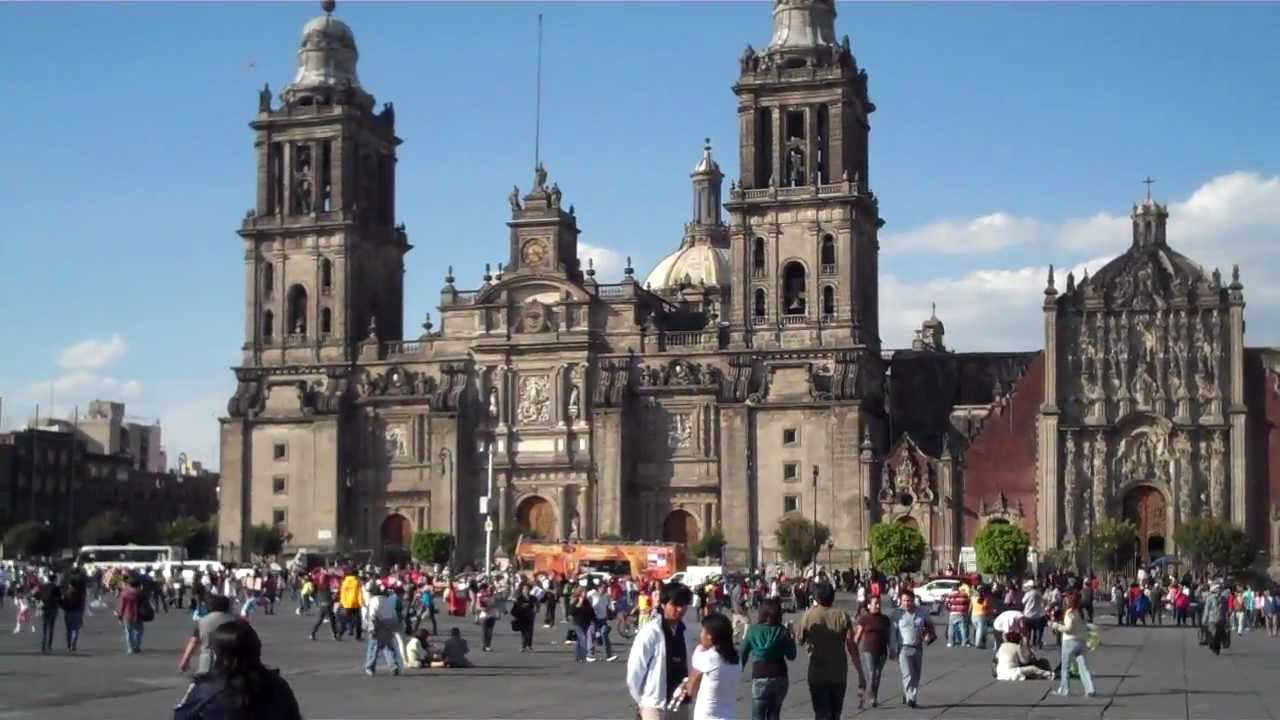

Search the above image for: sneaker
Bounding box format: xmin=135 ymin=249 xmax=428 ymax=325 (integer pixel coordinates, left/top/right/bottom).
xmin=908 ymin=700 xmax=917 ymax=708
xmin=1053 ymin=689 xmax=1069 ymax=696
xmin=393 ymin=668 xmax=401 ymax=676
xmin=946 ymin=643 xmax=953 ymax=648
xmin=309 ymin=634 xmax=316 ymax=641
xmin=365 ymin=669 xmax=374 ymax=676
xmin=586 ymin=657 xmax=598 ymax=663
xmin=606 ymin=655 xmax=618 ymax=662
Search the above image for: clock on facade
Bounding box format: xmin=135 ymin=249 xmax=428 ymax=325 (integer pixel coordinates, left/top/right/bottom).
xmin=521 ymin=239 xmax=549 ymax=268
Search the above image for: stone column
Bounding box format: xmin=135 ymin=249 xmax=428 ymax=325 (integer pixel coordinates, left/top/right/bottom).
xmin=719 ymin=406 xmax=752 ymax=567
xmin=805 ymin=104 xmax=818 ymax=185
xmin=771 ymin=106 xmax=784 ymax=187
xmin=1228 ymin=300 xmax=1247 ymax=528
xmin=740 ymin=106 xmax=756 ymax=188
xmin=828 ymin=101 xmax=844 ymax=184
xmin=282 ymin=142 xmax=294 ymax=216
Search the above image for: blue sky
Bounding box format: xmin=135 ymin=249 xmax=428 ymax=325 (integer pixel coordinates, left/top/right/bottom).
xmin=2 ymin=1 xmax=1278 ymax=467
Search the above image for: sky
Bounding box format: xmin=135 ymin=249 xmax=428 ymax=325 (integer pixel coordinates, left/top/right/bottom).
xmin=1 ymin=1 xmax=1278 ymax=470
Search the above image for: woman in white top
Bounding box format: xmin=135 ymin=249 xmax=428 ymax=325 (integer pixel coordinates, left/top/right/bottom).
xmin=995 ymin=629 xmax=1052 ymax=681
xmin=681 ymin=613 xmax=742 ymax=720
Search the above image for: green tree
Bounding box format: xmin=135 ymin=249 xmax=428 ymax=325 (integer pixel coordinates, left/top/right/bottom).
xmin=774 ymin=516 xmax=831 ymax=567
xmin=1085 ymin=518 xmax=1137 ymax=571
xmin=1042 ymin=546 xmax=1076 ymax=573
xmin=246 ymin=523 xmax=286 ymax=558
xmin=973 ymin=523 xmax=1031 ymax=578
xmin=3 ymin=521 xmax=55 ymax=559
xmin=411 ymin=531 xmax=455 ymax=565
xmin=869 ymin=522 xmax=927 ymax=576
xmin=80 ymin=510 xmax=133 ymax=545
xmin=1175 ymin=518 xmax=1257 ymax=575
xmin=691 ymin=528 xmax=726 ymax=562
xmin=161 ymin=516 xmax=215 ymax=559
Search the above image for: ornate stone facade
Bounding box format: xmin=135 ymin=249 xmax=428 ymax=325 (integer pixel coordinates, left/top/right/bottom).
xmin=218 ymin=1 xmax=1280 ymax=575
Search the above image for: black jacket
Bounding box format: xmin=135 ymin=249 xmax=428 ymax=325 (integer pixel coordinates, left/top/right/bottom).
xmin=173 ymin=668 xmax=301 ymax=720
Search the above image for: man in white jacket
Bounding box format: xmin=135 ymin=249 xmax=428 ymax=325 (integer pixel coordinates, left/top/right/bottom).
xmin=626 ymin=583 xmax=692 ymax=720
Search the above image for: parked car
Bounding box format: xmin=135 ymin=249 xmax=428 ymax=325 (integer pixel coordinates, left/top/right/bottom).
xmin=914 ymin=578 xmax=963 ymax=614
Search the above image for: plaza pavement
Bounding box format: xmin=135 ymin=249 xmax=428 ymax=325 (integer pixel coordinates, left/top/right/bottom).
xmin=0 ymin=597 xmax=1276 ymax=719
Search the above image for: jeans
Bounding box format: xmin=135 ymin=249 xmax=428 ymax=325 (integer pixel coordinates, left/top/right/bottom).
xmin=364 ymin=628 xmax=403 ymax=673
xmin=808 ymin=682 xmax=846 ymax=720
xmin=1057 ymin=638 xmax=1095 ymax=695
xmin=481 ymin=617 xmax=496 ymax=649
xmin=860 ymin=651 xmax=887 ymax=702
xmin=750 ymin=676 xmax=788 ymax=720
xmin=972 ymin=617 xmax=989 ymax=648
xmin=64 ymin=610 xmax=83 ymax=651
xmin=311 ymin=604 xmax=338 ymax=639
xmin=947 ymin=614 xmax=969 ymax=646
xmin=40 ymin=609 xmax=58 ymax=652
xmin=899 ymin=645 xmax=923 ymax=704
xmin=544 ymin=599 xmax=556 ymax=625
xmin=592 ymin=618 xmax=613 ymax=657
xmin=520 ymin=624 xmax=534 ymax=649
xmin=124 ymin=621 xmax=144 ymax=653
xmin=574 ymin=623 xmax=591 ymax=661
xmin=1234 ymin=611 xmax=1247 ymax=635
xmin=1029 ymin=615 xmax=1047 ymax=647
xmin=341 ymin=608 xmax=363 ymax=640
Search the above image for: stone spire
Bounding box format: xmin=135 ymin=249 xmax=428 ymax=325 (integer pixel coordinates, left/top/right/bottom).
xmin=282 ymin=0 xmax=374 ymax=110
xmin=690 ymin=138 xmax=723 ymax=227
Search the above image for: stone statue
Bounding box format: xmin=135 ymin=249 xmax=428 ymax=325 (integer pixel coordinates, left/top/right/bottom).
xmin=1209 ymin=432 xmax=1226 ymax=518
xmin=258 ymin=83 xmax=272 ymax=113
xmin=739 ymin=44 xmax=757 ymax=74
xmin=508 ymin=185 xmax=521 ymax=211
xmin=787 ymin=145 xmax=805 ymax=187
xmin=1082 ymin=371 xmax=1105 ymax=420
xmin=549 ymin=183 xmax=562 ymax=208
xmin=1091 ymin=433 xmax=1108 ymax=518
xmin=568 ymin=385 xmax=580 ymax=422
xmin=533 ymin=163 xmax=547 ymax=190
xmin=569 ymin=512 xmax=581 ymax=541
xmin=293 ymin=145 xmax=313 ymax=214
xmin=293 ymin=316 xmax=305 ymax=335
xmin=1173 ymin=431 xmax=1193 ymax=522
xmin=487 ymin=387 xmax=499 ymax=421
xmin=1063 ymin=432 xmax=1078 ymax=541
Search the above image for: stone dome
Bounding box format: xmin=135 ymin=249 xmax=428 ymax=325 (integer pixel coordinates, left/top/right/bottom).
xmin=283 ymin=3 xmax=372 ymax=109
xmin=645 ymin=243 xmax=731 ymax=290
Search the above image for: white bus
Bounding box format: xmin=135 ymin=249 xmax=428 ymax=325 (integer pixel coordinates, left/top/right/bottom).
xmin=75 ymin=545 xmax=188 ymax=572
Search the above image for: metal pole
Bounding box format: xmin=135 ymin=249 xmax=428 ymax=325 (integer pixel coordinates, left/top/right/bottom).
xmin=485 ymin=441 xmax=494 ymax=575
xmin=812 ymin=464 xmax=819 ymax=572
xmin=69 ymin=406 xmax=78 ymax=549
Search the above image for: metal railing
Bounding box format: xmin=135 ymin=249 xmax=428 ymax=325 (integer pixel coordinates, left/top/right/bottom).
xmin=384 ymin=340 xmax=427 ymax=356
xmin=661 ymin=330 xmax=724 ymax=351
xmin=751 ymin=267 xmax=767 ymax=278
xmin=781 ymin=313 xmax=808 ymax=326
xmin=820 ymin=263 xmax=837 ymax=276
xmin=750 ymin=315 xmax=769 ymax=327
xmin=596 ymin=285 xmax=629 ymax=299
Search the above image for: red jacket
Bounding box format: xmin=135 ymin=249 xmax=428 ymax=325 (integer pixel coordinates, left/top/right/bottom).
xmin=945 ymin=589 xmax=971 ymax=615
xmin=117 ymin=586 xmax=140 ymax=623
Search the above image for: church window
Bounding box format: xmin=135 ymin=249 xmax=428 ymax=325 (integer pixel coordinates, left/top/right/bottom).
xmin=816 ymin=105 xmax=829 ymax=183
xmin=822 ymin=285 xmax=836 ymax=319
xmin=783 ymin=462 xmax=799 ymax=482
xmin=262 ymin=310 xmax=275 ymax=339
xmin=268 ymin=143 xmax=284 ymax=214
xmin=272 ymin=475 xmax=287 ymax=494
xmin=782 ymin=428 xmax=799 ymax=447
xmin=320 ymin=141 xmax=332 ymax=212
xmin=287 ymin=284 xmax=308 ymax=336
xmin=320 ymin=307 xmax=332 ymax=335
xmin=263 ymin=263 xmax=274 ymax=296
xmin=782 ymin=262 xmax=808 ymax=316
xmin=785 ymin=111 xmax=806 ymax=187
xmin=820 ymin=235 xmax=836 ymax=273
xmin=272 ymin=508 xmax=287 ymax=528
xmin=752 ymin=288 xmax=767 ymax=320
xmin=783 ymin=494 xmax=800 ymax=513
xmin=755 ymin=109 xmax=773 ymax=188
xmin=752 ymin=237 xmax=767 ymax=276
xmin=321 ymin=258 xmax=333 ymax=293
xmin=273 ymin=443 xmax=287 ymax=461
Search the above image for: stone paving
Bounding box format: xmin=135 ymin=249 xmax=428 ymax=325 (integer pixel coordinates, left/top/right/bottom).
xmin=0 ymin=598 xmax=1277 ymax=719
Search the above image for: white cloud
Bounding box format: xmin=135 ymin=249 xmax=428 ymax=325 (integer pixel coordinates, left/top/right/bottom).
xmin=579 ymin=242 xmax=628 ymax=281
xmin=883 ymin=171 xmax=1280 ymax=350
xmin=57 ymin=334 xmax=127 ymax=371
xmin=144 ymin=378 xmax=232 ymax=471
xmin=883 ymin=212 xmax=1043 ymax=256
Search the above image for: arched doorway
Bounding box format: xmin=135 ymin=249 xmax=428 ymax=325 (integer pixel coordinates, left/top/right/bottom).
xmin=663 ymin=510 xmax=700 ymax=545
xmin=380 ymin=513 xmax=412 ymax=565
xmin=516 ymin=496 xmax=557 ymax=540
xmin=1123 ymin=486 xmax=1168 ymax=565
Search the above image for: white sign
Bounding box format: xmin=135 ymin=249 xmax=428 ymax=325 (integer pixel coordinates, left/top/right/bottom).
xmin=479 ymin=496 xmax=490 ymax=515
xmin=317 ymin=529 xmax=333 ymax=540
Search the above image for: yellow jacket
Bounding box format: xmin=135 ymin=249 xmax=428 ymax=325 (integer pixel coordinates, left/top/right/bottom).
xmin=339 ymin=576 xmax=363 ymax=609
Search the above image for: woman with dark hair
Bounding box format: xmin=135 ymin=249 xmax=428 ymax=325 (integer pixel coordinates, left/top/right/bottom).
xmin=173 ymin=620 xmax=302 ymax=720
xmin=680 ymin=612 xmax=742 ymax=720
xmin=1050 ymin=592 xmax=1096 ymax=697
xmin=739 ymin=598 xmax=796 ymax=720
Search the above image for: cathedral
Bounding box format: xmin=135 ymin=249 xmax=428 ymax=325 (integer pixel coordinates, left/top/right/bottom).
xmin=219 ymin=0 xmax=1280 ymax=576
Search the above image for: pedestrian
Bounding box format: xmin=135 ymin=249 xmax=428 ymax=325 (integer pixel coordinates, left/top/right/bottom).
xmin=889 ymin=588 xmax=934 ymax=709
xmin=339 ymin=570 xmax=363 ymax=641
xmin=738 ymin=597 xmax=795 ymax=720
xmin=1022 ymin=581 xmax=1047 ymax=649
xmin=309 ymin=574 xmax=339 ymax=641
xmin=971 ymin=587 xmax=991 ymax=649
xmin=588 ymin=580 xmax=618 ymax=662
xmin=179 ymin=594 xmax=238 ymax=674
xmin=1201 ymin=583 xmax=1230 ymax=654
xmin=362 ymin=586 xmax=404 ymax=676
xmin=511 ymin=584 xmax=537 ymax=652
xmin=477 ymin=583 xmax=498 ymax=652
xmin=61 ymin=573 xmax=87 ymax=652
xmin=1050 ymin=592 xmax=1096 ymax=697
xmin=626 ymin=582 xmax=692 ymax=720
xmin=945 ymin=584 xmax=971 ymax=647
xmin=796 ymin=582 xmax=856 ymax=718
xmin=994 ymin=629 xmax=1052 ymax=681
xmin=677 ymin=613 xmax=741 ymax=720
xmin=173 ymin=620 xmax=302 ymax=720
xmin=853 ymin=594 xmax=892 ymax=708
xmin=116 ymin=577 xmax=145 ymax=654
xmin=36 ymin=573 xmax=62 ymax=654
xmin=571 ymin=587 xmax=595 ymax=662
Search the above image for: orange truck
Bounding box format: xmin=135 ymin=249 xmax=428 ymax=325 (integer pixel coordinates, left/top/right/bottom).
xmin=514 ymin=540 xmax=687 ymax=579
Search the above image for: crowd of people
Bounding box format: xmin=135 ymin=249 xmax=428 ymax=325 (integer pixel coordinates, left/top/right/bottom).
xmin=4 ymin=557 xmax=1278 ymax=719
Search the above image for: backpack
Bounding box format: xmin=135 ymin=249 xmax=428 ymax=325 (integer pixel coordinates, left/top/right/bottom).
xmin=138 ymin=592 xmax=156 ymax=623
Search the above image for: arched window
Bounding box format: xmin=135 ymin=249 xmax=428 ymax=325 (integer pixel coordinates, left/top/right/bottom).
xmin=782 ymin=262 xmax=807 ymax=316
xmin=821 ymin=234 xmax=836 ymax=271
xmin=752 ymin=237 xmax=766 ymax=275
xmin=287 ymin=284 xmax=308 ymax=336
xmin=263 ymin=263 xmax=274 ymax=295
xmin=320 ymin=258 xmax=333 ymax=293
xmin=320 ymin=307 xmax=332 ymax=335
xmin=753 ymin=288 xmax=767 ymax=320
xmin=263 ymin=310 xmax=275 ymax=339
xmin=822 ymin=285 xmax=835 ymax=317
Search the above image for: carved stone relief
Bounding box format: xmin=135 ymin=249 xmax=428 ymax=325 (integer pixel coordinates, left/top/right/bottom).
xmin=1063 ymin=431 xmax=1078 ymax=542
xmin=517 ymin=375 xmax=552 ymax=426
xmin=667 ymin=413 xmax=693 ymax=450
xmin=384 ymin=423 xmax=410 ymax=460
xmin=1171 ymin=430 xmax=1193 ymax=523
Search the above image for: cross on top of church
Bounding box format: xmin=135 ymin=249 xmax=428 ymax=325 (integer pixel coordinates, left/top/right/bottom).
xmin=1142 ymin=176 xmax=1155 ymax=200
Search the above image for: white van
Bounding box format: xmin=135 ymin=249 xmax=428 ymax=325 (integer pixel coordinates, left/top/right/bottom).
xmin=668 ymin=565 xmax=723 ymax=588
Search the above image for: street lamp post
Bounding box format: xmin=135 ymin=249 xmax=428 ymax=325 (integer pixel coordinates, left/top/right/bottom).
xmin=812 ymin=465 xmax=820 ymax=571
xmin=482 ymin=440 xmax=495 ymax=576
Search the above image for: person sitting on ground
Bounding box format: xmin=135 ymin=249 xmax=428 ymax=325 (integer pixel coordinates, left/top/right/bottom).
xmin=442 ymin=627 xmax=472 ymax=668
xmin=995 ymin=630 xmax=1052 ymax=681
xmin=405 ymin=628 xmax=436 ymax=668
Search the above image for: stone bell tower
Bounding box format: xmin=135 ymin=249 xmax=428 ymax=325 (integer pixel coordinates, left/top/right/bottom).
xmin=725 ymin=0 xmax=882 ymax=350
xmin=239 ymin=0 xmax=409 ymax=367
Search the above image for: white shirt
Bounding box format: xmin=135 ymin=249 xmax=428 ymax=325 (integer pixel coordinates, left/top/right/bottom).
xmin=993 ymin=609 xmax=1024 ymax=633
xmin=1022 ymin=590 xmax=1044 ymax=618
xmin=691 ymin=645 xmax=740 ymax=720
xmin=589 ymin=589 xmax=612 ymax=621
